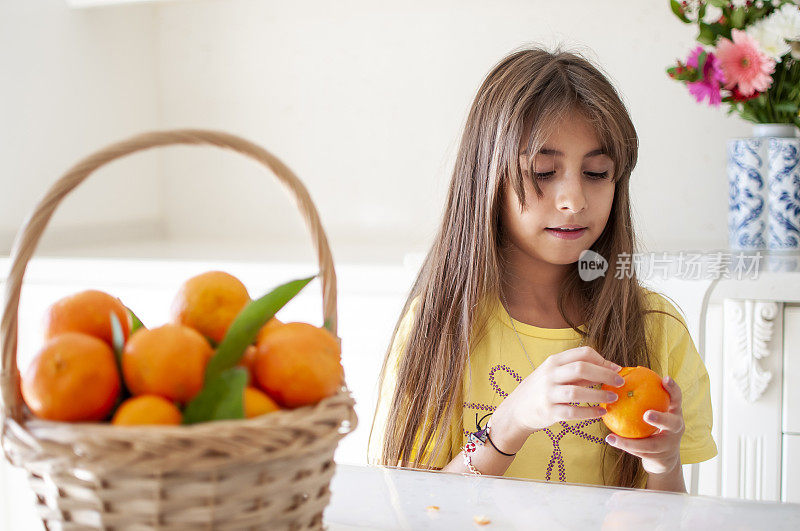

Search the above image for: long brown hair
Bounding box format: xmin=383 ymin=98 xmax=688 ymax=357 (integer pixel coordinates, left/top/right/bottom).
xmin=368 ymin=44 xmax=672 ymax=488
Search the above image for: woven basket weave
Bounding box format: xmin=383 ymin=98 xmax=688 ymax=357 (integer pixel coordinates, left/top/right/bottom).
xmin=0 ymin=129 xmax=358 ymax=530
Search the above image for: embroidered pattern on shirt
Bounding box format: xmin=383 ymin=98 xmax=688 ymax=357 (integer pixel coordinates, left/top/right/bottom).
xmin=463 ymin=363 xmax=605 ymax=482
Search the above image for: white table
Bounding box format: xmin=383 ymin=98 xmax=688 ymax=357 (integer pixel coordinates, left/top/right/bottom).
xmin=323 ymin=464 xmax=800 ymax=530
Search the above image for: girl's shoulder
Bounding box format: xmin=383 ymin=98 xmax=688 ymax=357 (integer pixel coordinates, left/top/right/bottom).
xmin=640 ymin=287 xmax=691 ymax=332
xmin=639 ymin=287 xmax=702 ymax=375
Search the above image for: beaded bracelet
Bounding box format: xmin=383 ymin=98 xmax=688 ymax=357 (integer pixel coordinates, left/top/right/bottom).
xmin=462 ymin=442 xmax=482 ymax=475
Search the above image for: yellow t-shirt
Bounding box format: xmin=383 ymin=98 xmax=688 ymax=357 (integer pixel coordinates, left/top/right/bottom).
xmin=368 ymin=289 xmax=717 ymax=486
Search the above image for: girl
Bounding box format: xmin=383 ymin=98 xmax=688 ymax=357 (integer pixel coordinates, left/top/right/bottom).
xmin=367 ymin=46 xmax=716 ymax=491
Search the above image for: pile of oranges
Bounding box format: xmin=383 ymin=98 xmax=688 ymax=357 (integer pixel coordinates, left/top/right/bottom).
xmin=21 ymin=271 xmax=344 ymax=426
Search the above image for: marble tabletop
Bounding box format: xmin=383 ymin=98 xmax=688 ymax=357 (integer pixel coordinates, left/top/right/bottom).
xmin=323 ymin=464 xmax=800 ymax=530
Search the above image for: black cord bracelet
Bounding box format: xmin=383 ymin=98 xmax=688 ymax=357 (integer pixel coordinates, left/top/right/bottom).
xmin=486 ymin=430 xmax=516 ymax=456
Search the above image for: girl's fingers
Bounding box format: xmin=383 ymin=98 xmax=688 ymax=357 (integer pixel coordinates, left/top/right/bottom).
xmin=605 ymin=433 xmax=669 ymax=455
xmin=662 ymin=376 xmax=683 ymax=412
xmin=551 ymin=385 xmax=618 ymax=406
xmin=572 ymin=379 xmax=606 ymax=388
xmin=552 ymin=361 xmax=625 ymax=388
xmin=643 ymin=410 xmax=683 ymax=433
xmin=552 ymin=346 xmax=622 ymax=372
xmin=552 ymin=404 xmax=607 ymax=421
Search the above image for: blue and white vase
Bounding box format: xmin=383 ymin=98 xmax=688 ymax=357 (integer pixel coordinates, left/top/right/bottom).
xmin=728 ymin=124 xmax=799 ymax=251
xmin=767 ymin=136 xmax=800 ymax=250
xmin=728 ymin=137 xmax=768 ymax=250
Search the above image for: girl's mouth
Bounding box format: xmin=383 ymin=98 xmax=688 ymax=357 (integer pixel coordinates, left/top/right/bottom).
xmin=545 ymin=227 xmax=587 ymax=240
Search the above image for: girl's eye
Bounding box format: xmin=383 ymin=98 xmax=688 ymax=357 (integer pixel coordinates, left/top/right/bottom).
xmin=586 ymin=171 xmax=609 ymax=180
xmin=532 ymin=171 xmax=610 ymax=181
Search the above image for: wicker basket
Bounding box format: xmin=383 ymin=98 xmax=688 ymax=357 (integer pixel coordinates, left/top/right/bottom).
xmin=0 ymin=129 xmax=358 ymax=530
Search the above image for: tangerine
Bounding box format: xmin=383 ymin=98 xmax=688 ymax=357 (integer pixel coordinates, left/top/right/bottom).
xmin=600 ymin=366 xmax=670 ymax=439
xmin=112 ymin=395 xmax=182 ymax=426
xmin=253 ymin=322 xmax=342 ymax=408
xmin=239 ymin=345 xmax=258 ymax=384
xmin=43 ymin=289 xmax=132 ymax=346
xmin=21 ymin=332 xmax=121 ymax=422
xmin=170 ymin=271 xmax=250 ymax=344
xmin=237 ymin=318 xmax=283 ymax=383
xmin=255 ymin=317 xmax=283 ymax=344
xmin=122 ymin=324 xmax=213 ymax=404
xmin=244 ymin=387 xmax=281 ymax=418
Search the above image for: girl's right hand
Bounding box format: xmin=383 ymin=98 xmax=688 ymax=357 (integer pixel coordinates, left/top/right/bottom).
xmin=503 ymin=346 xmax=625 ymax=434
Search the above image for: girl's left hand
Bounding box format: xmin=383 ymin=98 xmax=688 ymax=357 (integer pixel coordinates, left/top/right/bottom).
xmin=604 ymin=376 xmax=685 ymax=475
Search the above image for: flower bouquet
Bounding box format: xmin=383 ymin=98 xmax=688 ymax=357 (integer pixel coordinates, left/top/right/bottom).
xmin=667 ymin=0 xmax=800 ymax=127
xmin=667 ymin=1 xmax=800 ymax=253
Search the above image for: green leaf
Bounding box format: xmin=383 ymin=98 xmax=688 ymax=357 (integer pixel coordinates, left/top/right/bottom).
xmin=182 ymin=367 xmax=248 ymax=424
xmin=109 ymin=312 xmax=132 ymax=402
xmin=774 ymin=101 xmax=799 ymax=114
xmin=746 ymin=4 xmax=771 ymax=25
xmin=697 ymin=23 xmax=717 ymax=46
xmin=110 ymin=312 xmax=125 ymax=368
xmin=666 ymin=63 xmax=700 ymax=82
xmin=696 ymin=51 xmax=708 ymax=77
xmin=204 ymin=275 xmax=316 ymax=383
xmin=127 ymin=307 xmax=146 ymax=333
xmin=707 ymin=0 xmax=728 ymax=7
xmin=731 ymin=7 xmax=746 ymax=28
xmin=670 ymin=0 xmax=691 ymax=23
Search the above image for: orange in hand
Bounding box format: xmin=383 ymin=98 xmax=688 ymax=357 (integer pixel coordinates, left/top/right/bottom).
xmin=112 ymin=395 xmax=183 ymax=426
xmin=43 ymin=289 xmax=132 ymax=346
xmin=22 ymin=332 xmax=121 ymax=422
xmin=122 ymin=324 xmax=213 ymax=404
xmin=170 ymin=271 xmax=251 ymax=344
xmin=600 ymin=366 xmax=670 ymax=439
xmin=253 ymin=322 xmax=342 ymax=408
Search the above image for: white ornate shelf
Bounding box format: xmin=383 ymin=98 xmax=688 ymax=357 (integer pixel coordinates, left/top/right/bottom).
xmin=725 ymin=300 xmax=778 ymax=403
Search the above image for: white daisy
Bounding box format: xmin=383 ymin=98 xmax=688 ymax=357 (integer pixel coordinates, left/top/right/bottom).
xmin=767 ymin=2 xmax=800 ymax=41
xmin=747 ymin=18 xmax=793 ymax=61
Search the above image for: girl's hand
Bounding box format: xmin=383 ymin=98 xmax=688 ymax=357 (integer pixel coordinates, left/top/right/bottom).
xmin=604 ymin=376 xmax=685 ymax=475
xmin=503 ymin=346 xmax=625 ymax=434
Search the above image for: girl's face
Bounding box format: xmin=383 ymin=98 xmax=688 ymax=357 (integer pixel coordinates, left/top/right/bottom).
xmin=501 ymin=109 xmax=616 ymax=266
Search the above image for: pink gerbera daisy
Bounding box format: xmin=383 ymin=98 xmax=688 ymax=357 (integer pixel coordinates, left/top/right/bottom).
xmin=685 ymin=46 xmax=725 ymax=106
xmin=715 ymin=29 xmax=776 ymax=96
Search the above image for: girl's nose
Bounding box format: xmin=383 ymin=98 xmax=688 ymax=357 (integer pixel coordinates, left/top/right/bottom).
xmin=556 ymin=173 xmax=587 ymax=214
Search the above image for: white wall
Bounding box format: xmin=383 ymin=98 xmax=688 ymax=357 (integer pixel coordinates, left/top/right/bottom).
xmin=0 ymin=0 xmax=163 ymax=254
xmin=153 ymin=0 xmax=753 ymax=254
xmin=1 ymin=0 xmax=756 ymax=259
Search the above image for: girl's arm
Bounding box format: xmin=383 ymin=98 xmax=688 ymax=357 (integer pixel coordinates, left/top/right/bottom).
xmin=442 ymin=346 xmax=621 ymax=475
xmin=441 ymin=399 xmax=529 ymax=475
xmin=644 ymin=457 xmax=686 ymax=492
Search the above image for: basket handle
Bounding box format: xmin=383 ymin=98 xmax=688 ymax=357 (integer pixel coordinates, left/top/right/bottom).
xmin=0 ymin=129 xmax=338 ymax=423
